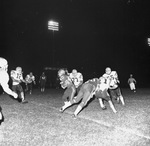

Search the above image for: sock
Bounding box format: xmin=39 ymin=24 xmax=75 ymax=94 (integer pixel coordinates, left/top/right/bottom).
xmin=98 ymin=98 xmax=105 ymax=108
xmin=119 ymin=96 xmax=125 ymax=105
xmin=62 ymin=101 xmax=72 ymax=110
xmin=109 ymin=101 xmax=117 ymax=113
xmin=74 ymin=105 xmax=82 ymax=116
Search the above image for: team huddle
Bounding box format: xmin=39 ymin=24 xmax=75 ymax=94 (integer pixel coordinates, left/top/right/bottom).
xmin=58 ymin=67 xmax=125 ymax=118
xmin=0 ymin=56 xmax=126 ymax=124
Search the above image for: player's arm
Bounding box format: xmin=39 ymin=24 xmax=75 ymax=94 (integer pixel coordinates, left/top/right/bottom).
xmin=32 ymin=76 xmax=36 ymax=84
xmin=78 ymin=74 xmax=83 ymax=85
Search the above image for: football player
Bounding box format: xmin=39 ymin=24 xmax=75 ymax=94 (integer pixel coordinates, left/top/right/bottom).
xmin=95 ymin=76 xmax=117 ymax=113
xmin=25 ymin=72 xmax=36 ymax=94
xmin=39 ymin=72 xmax=47 ymax=92
xmin=128 ymin=74 xmax=136 ymax=92
xmin=59 ymin=78 xmax=101 ymax=118
xmin=58 ymin=69 xmax=76 ymax=112
xmin=69 ymin=69 xmax=83 ymax=93
xmin=102 ymin=67 xmax=125 ymax=105
xmin=10 ymin=67 xmax=28 ymax=103
xmin=0 ymin=57 xmax=18 ymax=124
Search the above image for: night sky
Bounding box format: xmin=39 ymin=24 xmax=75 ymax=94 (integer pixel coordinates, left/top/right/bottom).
xmin=1 ymin=0 xmax=150 ymax=87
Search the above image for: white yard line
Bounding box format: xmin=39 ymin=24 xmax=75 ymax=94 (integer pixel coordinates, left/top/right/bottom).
xmin=30 ymin=101 xmax=150 ymax=140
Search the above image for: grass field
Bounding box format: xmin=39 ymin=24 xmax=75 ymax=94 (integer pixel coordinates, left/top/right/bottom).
xmin=0 ymin=88 xmax=150 ymax=146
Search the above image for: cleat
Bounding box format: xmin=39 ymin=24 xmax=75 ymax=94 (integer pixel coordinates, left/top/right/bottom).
xmin=102 ymin=106 xmax=107 ymax=110
xmin=72 ymin=114 xmax=77 ymax=119
xmin=21 ymin=100 xmax=28 ymax=104
xmin=59 ymin=107 xmax=64 ymax=113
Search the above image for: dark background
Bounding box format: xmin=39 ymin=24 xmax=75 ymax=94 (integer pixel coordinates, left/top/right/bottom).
xmin=1 ymin=0 xmax=150 ymax=88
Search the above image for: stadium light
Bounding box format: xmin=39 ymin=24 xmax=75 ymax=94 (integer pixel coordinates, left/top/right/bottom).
xmin=48 ymin=20 xmax=59 ymax=31
xmin=48 ymin=20 xmax=59 ymax=66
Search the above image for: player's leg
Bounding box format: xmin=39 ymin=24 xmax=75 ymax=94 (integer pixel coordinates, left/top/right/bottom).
xmin=60 ymin=88 xmax=84 ymax=112
xmin=68 ymin=86 xmax=76 ymax=102
xmin=27 ymin=83 xmax=32 ymax=94
xmin=96 ymin=89 xmax=117 ymax=113
xmin=109 ymin=89 xmax=120 ymax=103
xmin=131 ymin=83 xmax=136 ymax=92
xmin=60 ymin=88 xmax=72 ymax=112
xmin=108 ymin=100 xmax=117 ymax=113
xmin=18 ymin=85 xmax=28 ymax=103
xmin=73 ymin=91 xmax=92 ymax=117
xmin=73 ymin=84 xmax=94 ymax=117
xmin=95 ymin=90 xmax=107 ymax=110
xmin=116 ymin=88 xmax=125 ymax=105
xmin=0 ymin=106 xmax=4 ymax=125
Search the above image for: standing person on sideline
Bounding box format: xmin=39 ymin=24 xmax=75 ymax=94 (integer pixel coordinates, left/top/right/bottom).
xmin=128 ymin=74 xmax=136 ymax=92
xmin=102 ymin=67 xmax=125 ymax=106
xmin=39 ymin=72 xmax=47 ymax=92
xmin=0 ymin=57 xmax=18 ymax=124
xmin=69 ymin=69 xmax=83 ymax=93
xmin=10 ymin=67 xmax=28 ymax=103
xmin=25 ymin=72 xmax=36 ymax=94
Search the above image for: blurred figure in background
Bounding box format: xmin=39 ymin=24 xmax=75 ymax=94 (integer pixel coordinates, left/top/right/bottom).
xmin=25 ymin=72 xmax=36 ymax=94
xmin=128 ymin=74 xmax=136 ymax=92
xmin=39 ymin=72 xmax=47 ymax=92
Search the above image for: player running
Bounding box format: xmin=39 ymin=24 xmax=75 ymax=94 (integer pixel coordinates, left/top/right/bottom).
xmin=10 ymin=67 xmax=28 ymax=103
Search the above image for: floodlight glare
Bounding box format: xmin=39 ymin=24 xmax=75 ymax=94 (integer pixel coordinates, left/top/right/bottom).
xmin=148 ymin=38 xmax=150 ymax=46
xmin=48 ymin=20 xmax=59 ymax=31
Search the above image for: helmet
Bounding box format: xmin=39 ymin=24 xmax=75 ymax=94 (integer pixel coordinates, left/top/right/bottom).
xmin=16 ymin=67 xmax=22 ymax=73
xmin=0 ymin=57 xmax=8 ymax=71
xmin=130 ymin=74 xmax=133 ymax=77
xmin=72 ymin=69 xmax=77 ymax=74
xmin=105 ymin=67 xmax=111 ymax=75
xmin=99 ymin=76 xmax=105 ymax=83
xmin=58 ymin=69 xmax=66 ymax=77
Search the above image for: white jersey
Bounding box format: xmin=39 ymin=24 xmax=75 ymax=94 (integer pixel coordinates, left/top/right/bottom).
xmin=102 ymin=71 xmax=119 ymax=89
xmin=0 ymin=70 xmax=18 ymax=98
xmin=97 ymin=82 xmax=109 ymax=92
xmin=69 ymin=72 xmax=83 ymax=88
xmin=11 ymin=70 xmax=24 ymax=85
xmin=0 ymin=70 xmax=9 ymax=86
xmin=25 ymin=75 xmax=35 ymax=84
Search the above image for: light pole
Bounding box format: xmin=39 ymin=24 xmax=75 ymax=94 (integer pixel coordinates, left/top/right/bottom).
xmin=48 ymin=20 xmax=59 ymax=66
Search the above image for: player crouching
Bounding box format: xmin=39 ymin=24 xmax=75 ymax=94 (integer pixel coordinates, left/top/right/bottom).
xmin=58 ymin=69 xmax=76 ymax=112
